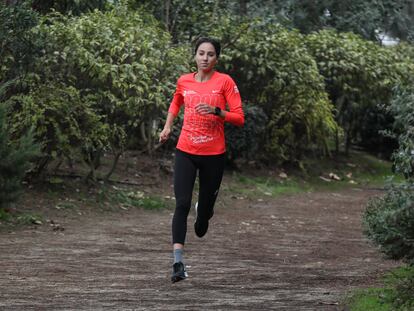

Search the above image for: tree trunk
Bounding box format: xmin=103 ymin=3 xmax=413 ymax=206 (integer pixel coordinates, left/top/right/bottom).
xmin=5 ymin=0 xmax=19 ymax=5
xmin=239 ymin=0 xmax=247 ymax=15
xmin=164 ymin=0 xmax=171 ymax=32
xmin=345 ymin=126 xmax=352 ymax=156
xmin=105 ymin=152 xmax=122 ymax=181
xmin=335 ymin=127 xmax=340 ymax=154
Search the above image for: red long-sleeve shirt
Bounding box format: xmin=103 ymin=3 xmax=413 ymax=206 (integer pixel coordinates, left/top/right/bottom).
xmin=168 ymin=71 xmax=244 ymax=155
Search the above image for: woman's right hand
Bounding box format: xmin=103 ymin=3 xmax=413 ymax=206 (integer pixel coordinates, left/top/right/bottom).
xmin=159 ymin=126 xmax=172 ymax=143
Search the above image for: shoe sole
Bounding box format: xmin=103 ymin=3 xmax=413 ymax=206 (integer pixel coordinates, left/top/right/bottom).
xmin=171 ymin=272 xmax=188 ymax=283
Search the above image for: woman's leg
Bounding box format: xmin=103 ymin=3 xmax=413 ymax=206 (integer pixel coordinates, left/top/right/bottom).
xmin=195 ymin=153 xmax=225 ymax=237
xmin=171 ymin=150 xmax=197 ymax=282
xmin=172 ymin=149 xmax=197 ymax=248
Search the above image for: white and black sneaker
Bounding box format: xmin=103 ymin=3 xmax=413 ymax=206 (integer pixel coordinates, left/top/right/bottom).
xmin=171 ymin=261 xmax=188 ymax=283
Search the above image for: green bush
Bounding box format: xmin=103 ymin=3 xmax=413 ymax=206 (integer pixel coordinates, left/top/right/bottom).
xmin=225 ymin=104 xmax=267 ymax=163
xmin=386 ymin=84 xmax=414 ymax=179
xmin=7 ymin=83 xmax=110 ymax=177
xmin=363 ymin=82 xmax=414 ymax=309
xmin=0 ymin=104 xmax=40 ymax=209
xmin=33 ymin=5 xmax=188 ymax=151
xmin=363 ymin=186 xmax=414 ymax=264
xmin=213 ymin=20 xmax=337 ymax=164
xmin=7 ymin=4 xmax=189 ymax=179
xmin=0 ymin=2 xmax=39 ymax=84
xmin=305 ymin=30 xmax=414 ymax=155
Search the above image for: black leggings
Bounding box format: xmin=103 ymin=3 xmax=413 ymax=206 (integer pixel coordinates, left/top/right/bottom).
xmin=172 ymin=149 xmax=225 ymax=244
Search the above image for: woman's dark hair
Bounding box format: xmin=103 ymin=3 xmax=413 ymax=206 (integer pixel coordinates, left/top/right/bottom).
xmin=194 ymin=37 xmax=221 ymax=58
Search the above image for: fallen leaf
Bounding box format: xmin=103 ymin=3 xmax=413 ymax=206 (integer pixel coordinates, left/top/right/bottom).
xmin=329 ymin=172 xmax=341 ymax=181
xmin=279 ymin=172 xmax=288 ymax=179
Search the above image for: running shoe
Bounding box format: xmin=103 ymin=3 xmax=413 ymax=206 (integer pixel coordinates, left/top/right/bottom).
xmin=171 ymin=262 xmax=187 ymax=283
xmin=194 ymin=202 xmax=212 ymax=238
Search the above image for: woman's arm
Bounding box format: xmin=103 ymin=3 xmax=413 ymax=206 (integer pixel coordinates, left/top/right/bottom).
xmin=223 ymin=77 xmax=244 ymax=127
xmin=159 ymin=78 xmax=183 ymax=143
xmin=159 ymin=112 xmax=176 ymax=143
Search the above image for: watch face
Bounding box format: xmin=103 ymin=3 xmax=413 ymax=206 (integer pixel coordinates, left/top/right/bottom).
xmin=215 ymin=107 xmax=221 ymax=115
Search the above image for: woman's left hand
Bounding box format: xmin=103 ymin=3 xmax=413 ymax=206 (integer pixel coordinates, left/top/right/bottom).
xmin=195 ymin=103 xmax=214 ymax=115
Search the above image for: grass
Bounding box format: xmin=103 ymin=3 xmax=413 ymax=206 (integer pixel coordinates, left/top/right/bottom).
xmin=228 ymin=173 xmax=306 ymax=199
xmin=0 ymin=208 xmax=44 ymax=226
xmin=303 ymin=150 xmax=400 ymax=188
xmin=344 ymin=266 xmax=414 ymax=311
xmin=0 ymin=208 xmax=11 ymax=221
xmin=108 ymin=187 xmax=168 ymax=210
xmin=226 ymin=150 xmax=403 ymax=200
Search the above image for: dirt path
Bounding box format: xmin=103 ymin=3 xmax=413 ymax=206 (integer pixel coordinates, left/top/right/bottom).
xmin=0 ymin=188 xmax=396 ymax=310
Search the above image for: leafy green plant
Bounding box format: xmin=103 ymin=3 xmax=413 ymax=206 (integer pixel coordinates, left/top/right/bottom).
xmin=214 ymin=20 xmax=337 ymax=164
xmin=0 ymin=2 xmax=39 ymax=84
xmin=385 ymin=84 xmax=414 ymax=179
xmin=7 ymin=4 xmax=189 ymax=179
xmin=225 ymin=105 xmax=267 ymax=164
xmin=362 ymin=82 xmax=414 ymax=309
xmin=30 ymin=0 xmax=111 ymax=15
xmin=0 ymin=104 xmax=40 ymax=209
xmin=363 ymin=186 xmax=414 ymax=264
xmin=305 ymin=30 xmax=414 ymax=155
xmin=7 ymin=83 xmax=110 ymax=178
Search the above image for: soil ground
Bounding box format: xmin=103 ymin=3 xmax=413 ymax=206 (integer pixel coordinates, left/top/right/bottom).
xmin=0 ymin=155 xmax=398 ymax=311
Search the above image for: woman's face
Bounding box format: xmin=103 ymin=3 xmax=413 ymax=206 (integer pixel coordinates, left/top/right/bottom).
xmin=195 ymin=42 xmax=218 ymax=73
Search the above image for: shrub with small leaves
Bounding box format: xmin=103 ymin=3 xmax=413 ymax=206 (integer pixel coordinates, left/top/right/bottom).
xmin=387 ymin=84 xmax=414 ymax=180
xmin=363 ymin=81 xmax=414 ymax=309
xmin=225 ymin=104 xmax=267 ymax=163
xmin=305 ymin=30 xmax=414 ymax=155
xmin=363 ymin=185 xmax=414 ymax=264
xmin=7 ymin=83 xmax=110 ymax=176
xmin=0 ymin=104 xmax=40 ymax=209
xmin=213 ymin=20 xmax=337 ymax=164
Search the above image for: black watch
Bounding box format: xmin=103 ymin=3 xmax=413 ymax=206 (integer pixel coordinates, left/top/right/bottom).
xmin=214 ymin=106 xmax=221 ymax=116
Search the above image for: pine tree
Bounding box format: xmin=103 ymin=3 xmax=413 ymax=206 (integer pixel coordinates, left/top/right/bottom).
xmin=0 ymin=103 xmax=40 ymax=209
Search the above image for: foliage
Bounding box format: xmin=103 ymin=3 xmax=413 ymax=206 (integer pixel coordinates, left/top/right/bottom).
xmin=225 ymin=105 xmax=267 ymax=163
xmin=128 ymin=0 xmax=414 ymax=44
xmin=305 ymin=30 xmax=414 ymax=154
xmin=391 ymin=267 xmax=414 ymax=310
xmin=247 ymin=0 xmax=414 ymax=43
xmin=364 ymin=185 xmax=414 ymax=264
xmin=128 ymin=0 xmax=238 ymax=43
xmin=385 ymin=84 xmax=414 ymax=179
xmin=345 ymin=266 xmax=414 ymax=311
xmin=214 ymin=20 xmax=337 ymax=164
xmin=6 ymin=83 xmax=110 ymax=175
xmin=0 ymin=104 xmax=40 ymax=209
xmin=6 ymin=5 xmax=188 ymax=179
xmin=0 ymin=2 xmax=39 ymax=85
xmin=30 ymin=0 xmax=112 ymax=16
xmin=362 ymin=81 xmax=414 ymax=309
xmin=38 ymin=5 xmax=188 ymax=146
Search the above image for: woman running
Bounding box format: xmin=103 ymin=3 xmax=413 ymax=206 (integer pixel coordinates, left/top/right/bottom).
xmin=159 ymin=37 xmax=244 ymax=283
